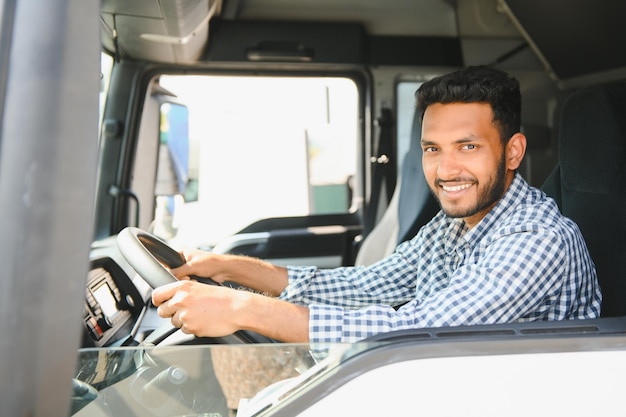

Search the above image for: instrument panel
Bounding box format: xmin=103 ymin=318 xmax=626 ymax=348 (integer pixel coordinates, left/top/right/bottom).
xmin=83 ymin=258 xmax=144 ymax=347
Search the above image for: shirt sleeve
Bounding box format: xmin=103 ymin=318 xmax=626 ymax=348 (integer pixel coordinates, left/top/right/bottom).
xmin=306 ymin=229 xmax=570 ymax=344
xmin=279 ymin=243 xmax=420 ymax=309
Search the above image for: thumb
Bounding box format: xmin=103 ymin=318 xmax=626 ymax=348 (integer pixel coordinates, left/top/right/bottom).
xmin=170 ymin=262 xmax=192 ymax=280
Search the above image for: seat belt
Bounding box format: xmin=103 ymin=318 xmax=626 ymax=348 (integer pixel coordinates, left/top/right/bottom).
xmin=363 ymin=107 xmax=395 ymax=236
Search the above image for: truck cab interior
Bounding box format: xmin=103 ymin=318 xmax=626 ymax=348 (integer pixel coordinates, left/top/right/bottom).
xmin=2 ymin=0 xmax=626 ymax=416
xmin=95 ymin=0 xmax=626 ymax=319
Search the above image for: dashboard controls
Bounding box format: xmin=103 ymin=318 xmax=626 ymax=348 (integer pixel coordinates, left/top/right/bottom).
xmin=84 ymin=262 xmax=138 ymax=346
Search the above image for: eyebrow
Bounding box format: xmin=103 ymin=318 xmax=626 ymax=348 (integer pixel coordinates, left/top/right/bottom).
xmin=421 ymin=134 xmax=483 ymax=146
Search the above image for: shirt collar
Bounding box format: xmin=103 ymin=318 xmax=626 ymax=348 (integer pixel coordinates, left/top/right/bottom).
xmin=444 ymin=173 xmax=529 ymax=253
xmin=465 ymin=172 xmax=528 ymax=242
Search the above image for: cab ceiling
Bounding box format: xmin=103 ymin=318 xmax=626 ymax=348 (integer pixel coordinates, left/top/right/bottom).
xmin=99 ymin=0 xmax=476 ymax=64
xmin=226 ymin=0 xmax=459 ymax=37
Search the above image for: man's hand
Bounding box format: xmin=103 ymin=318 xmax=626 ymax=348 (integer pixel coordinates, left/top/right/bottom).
xmin=169 ymin=250 xmax=223 ymax=282
xmin=151 ymin=279 xmax=310 ymax=342
xmin=152 ymin=280 xmax=247 ymax=337
xmin=169 ymin=250 xmax=290 ymax=297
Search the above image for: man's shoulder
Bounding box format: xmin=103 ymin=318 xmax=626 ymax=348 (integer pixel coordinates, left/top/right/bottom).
xmin=497 ymin=181 xmax=575 ymax=236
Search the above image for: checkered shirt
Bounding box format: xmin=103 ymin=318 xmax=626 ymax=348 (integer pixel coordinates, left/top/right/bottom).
xmin=279 ymin=174 xmax=602 ymax=344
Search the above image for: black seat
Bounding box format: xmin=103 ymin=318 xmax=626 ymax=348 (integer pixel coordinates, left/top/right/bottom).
xmin=542 ymin=81 xmax=626 ymax=317
xmin=355 ymin=110 xmax=439 ymax=265
xmin=396 ymin=112 xmax=441 ymax=245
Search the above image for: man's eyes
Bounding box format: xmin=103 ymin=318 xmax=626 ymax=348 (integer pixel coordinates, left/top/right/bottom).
xmin=422 ymin=144 xmax=477 ymax=152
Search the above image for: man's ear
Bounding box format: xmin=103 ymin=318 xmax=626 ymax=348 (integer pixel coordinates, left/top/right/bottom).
xmin=506 ymin=133 xmax=527 ymax=171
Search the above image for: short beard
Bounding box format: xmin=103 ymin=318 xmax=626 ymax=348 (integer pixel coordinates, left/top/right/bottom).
xmin=435 ymin=154 xmax=507 ymax=220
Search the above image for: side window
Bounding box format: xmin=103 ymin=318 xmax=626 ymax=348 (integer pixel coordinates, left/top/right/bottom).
xmin=99 ymin=52 xmax=113 ymax=131
xmin=154 ymin=75 xmax=360 ymax=248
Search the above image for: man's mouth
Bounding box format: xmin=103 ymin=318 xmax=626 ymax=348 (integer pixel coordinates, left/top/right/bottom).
xmin=441 ymin=183 xmax=473 ymax=192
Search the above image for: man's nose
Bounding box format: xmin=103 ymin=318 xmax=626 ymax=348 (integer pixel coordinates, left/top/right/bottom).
xmin=436 ymin=152 xmax=462 ymax=179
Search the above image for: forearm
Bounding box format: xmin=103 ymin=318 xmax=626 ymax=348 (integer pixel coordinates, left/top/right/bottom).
xmin=215 ymin=255 xmax=289 ymax=297
xmin=237 ymin=292 xmax=310 ymax=343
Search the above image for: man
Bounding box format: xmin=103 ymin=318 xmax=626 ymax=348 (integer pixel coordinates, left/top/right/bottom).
xmin=152 ymin=66 xmax=602 ymax=345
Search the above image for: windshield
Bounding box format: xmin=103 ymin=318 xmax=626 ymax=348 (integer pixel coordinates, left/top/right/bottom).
xmin=71 ymin=342 xmax=362 ymax=417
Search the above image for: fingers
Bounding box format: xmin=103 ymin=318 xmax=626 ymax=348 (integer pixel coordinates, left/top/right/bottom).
xmin=151 ymin=281 xmax=183 ymax=307
xmin=152 ymin=281 xmax=190 ymax=331
xmin=150 ymin=281 xmax=246 ymax=338
xmin=169 ymin=249 xmax=209 ymax=279
xmin=152 ymin=280 xmax=210 ymax=334
xmin=169 ymin=264 xmax=191 ymax=280
xmin=170 ymin=311 xmax=190 ymax=333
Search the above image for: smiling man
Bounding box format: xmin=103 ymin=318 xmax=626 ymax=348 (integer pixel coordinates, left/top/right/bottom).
xmin=152 ymin=66 xmax=602 ymax=344
xmin=421 ymin=102 xmax=522 ymax=228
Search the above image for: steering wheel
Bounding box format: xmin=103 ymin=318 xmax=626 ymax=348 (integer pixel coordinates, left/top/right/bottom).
xmin=116 ymin=226 xmax=275 ymax=344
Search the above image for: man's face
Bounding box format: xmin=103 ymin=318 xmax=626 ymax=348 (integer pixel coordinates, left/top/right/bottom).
xmin=421 ymin=102 xmax=521 ymax=228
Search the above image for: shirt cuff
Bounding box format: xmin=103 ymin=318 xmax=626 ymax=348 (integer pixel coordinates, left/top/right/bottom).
xmin=309 ymin=304 xmax=345 ymax=344
xmin=278 ymin=265 xmax=318 ymax=303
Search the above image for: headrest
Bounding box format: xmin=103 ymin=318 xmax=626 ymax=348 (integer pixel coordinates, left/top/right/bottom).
xmin=559 ymin=82 xmax=626 ymax=193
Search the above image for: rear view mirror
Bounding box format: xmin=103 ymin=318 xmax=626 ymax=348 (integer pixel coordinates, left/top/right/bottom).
xmin=152 ymin=102 xmax=198 ymax=240
xmin=156 ymin=102 xmax=198 ymax=202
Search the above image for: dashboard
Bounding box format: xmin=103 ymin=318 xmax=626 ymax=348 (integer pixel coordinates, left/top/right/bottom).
xmin=82 ymin=238 xmax=153 ymax=347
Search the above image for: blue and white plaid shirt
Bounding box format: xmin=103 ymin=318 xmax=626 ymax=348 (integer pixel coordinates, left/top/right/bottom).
xmin=280 ymin=174 xmax=602 ymax=344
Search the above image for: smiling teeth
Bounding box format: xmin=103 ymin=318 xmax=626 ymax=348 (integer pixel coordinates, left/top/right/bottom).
xmin=442 ymin=183 xmax=472 ymax=192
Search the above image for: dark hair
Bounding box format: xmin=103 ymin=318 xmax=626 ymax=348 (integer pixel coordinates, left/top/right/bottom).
xmin=415 ymin=65 xmax=521 ymax=143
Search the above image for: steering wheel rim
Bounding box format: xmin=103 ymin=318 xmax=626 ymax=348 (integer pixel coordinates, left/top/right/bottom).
xmin=116 ymin=227 xmax=275 ymax=344
xmin=117 ymin=226 xmax=191 ymax=288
